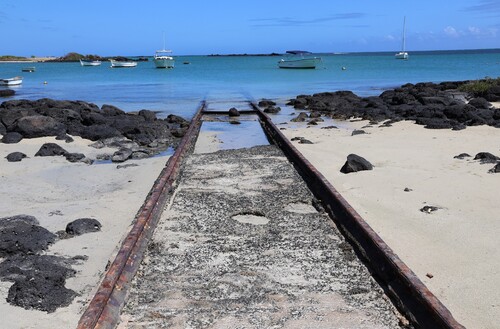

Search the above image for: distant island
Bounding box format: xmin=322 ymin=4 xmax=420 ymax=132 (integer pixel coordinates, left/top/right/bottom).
xmin=0 ymin=53 xmax=148 ymax=63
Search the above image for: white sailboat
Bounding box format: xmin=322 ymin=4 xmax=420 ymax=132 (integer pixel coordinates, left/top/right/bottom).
xmin=154 ymin=33 xmax=175 ymax=69
xmin=395 ymin=17 xmax=409 ymax=60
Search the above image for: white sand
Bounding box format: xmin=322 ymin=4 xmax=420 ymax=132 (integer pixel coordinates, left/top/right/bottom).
xmin=280 ymin=119 xmax=500 ymax=329
xmin=0 ymin=136 xmax=169 ymax=328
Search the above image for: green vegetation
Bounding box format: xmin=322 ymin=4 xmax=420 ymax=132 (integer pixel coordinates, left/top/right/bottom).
xmin=458 ymin=77 xmax=500 ymax=97
xmin=0 ymin=55 xmax=30 ymax=61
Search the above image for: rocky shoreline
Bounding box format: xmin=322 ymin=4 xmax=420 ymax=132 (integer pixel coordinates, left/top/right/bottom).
xmin=0 ymin=98 xmax=189 ymax=163
xmin=284 ymin=80 xmax=500 ymax=129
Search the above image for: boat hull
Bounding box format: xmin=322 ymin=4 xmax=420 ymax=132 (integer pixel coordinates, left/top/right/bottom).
xmin=154 ymin=57 xmax=175 ymax=68
xmin=278 ymin=57 xmax=321 ymax=69
xmin=80 ymin=60 xmax=102 ymax=66
xmin=109 ymin=60 xmax=137 ymax=68
xmin=0 ymin=76 xmax=23 ymax=86
xmin=395 ymin=52 xmax=409 ymax=60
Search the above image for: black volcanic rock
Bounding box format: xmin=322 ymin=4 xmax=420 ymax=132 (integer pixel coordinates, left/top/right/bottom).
xmin=1 ymin=131 xmax=23 ymax=144
xmin=35 ymin=143 xmax=68 ymax=157
xmin=65 ymin=218 xmax=102 ymax=236
xmin=0 ymin=89 xmax=15 ymax=97
xmin=6 ymin=152 xmax=27 ymax=162
xmin=340 ymin=154 xmax=373 ymax=174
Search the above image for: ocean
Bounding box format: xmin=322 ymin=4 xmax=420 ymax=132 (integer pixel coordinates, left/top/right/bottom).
xmin=1 ymin=50 xmax=500 ymax=119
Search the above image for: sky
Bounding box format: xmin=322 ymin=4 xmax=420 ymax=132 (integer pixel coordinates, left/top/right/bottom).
xmin=1 ymin=0 xmax=500 ymax=57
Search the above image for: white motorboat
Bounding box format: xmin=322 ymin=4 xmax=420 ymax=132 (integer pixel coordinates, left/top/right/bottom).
xmin=395 ymin=17 xmax=409 ymax=60
xmin=0 ymin=76 xmax=23 ymax=86
xmin=109 ymin=59 xmax=137 ymax=68
xmin=80 ymin=59 xmax=102 ymax=66
xmin=154 ymin=50 xmax=175 ymax=68
xmin=278 ymin=51 xmax=322 ymax=69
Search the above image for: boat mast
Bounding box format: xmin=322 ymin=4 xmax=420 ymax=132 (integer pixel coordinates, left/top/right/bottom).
xmin=402 ymin=16 xmax=406 ymax=52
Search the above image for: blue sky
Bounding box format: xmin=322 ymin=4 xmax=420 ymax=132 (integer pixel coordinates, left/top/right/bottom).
xmin=1 ymin=0 xmax=500 ymax=56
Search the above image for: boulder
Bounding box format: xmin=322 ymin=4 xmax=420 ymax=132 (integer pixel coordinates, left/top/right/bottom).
xmin=340 ymin=154 xmax=373 ymax=174
xmin=15 ymin=115 xmax=66 ymax=138
xmin=6 ymin=152 xmax=27 ymax=162
xmin=65 ymin=218 xmax=102 ymax=236
xmin=228 ymin=107 xmax=240 ymax=117
xmin=263 ymin=106 xmax=281 ymax=114
xmin=0 ymin=221 xmax=56 ymax=257
xmin=111 ymin=148 xmax=133 ymax=162
xmin=258 ymin=99 xmax=276 ymax=107
xmin=0 ymin=89 xmax=15 ymax=97
xmin=34 ymin=143 xmax=68 ymax=157
xmin=290 ymin=112 xmax=308 ymax=122
xmin=489 ymin=163 xmax=500 ymax=173
xmin=1 ymin=132 xmax=23 ymax=144
xmin=138 ymin=109 xmax=157 ymax=122
xmin=474 ymin=152 xmax=499 ymax=164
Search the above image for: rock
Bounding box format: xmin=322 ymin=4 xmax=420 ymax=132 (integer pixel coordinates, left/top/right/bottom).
xmin=65 ymin=218 xmax=102 ymax=236
xmin=404 ymin=188 xmax=413 ymax=192
xmin=229 ymin=120 xmax=241 ymax=125
xmin=263 ymin=106 xmax=281 ymax=114
xmin=64 ymin=153 xmax=87 ymax=163
xmin=474 ymin=152 xmax=499 ymax=164
xmin=351 ymin=129 xmax=366 ymax=136
xmin=101 ymin=104 xmax=126 ymax=116
xmin=489 ymin=163 xmax=500 ymax=173
xmin=0 ymin=254 xmax=77 ymax=313
xmin=228 ymin=107 xmax=240 ymax=117
xmin=258 ymin=99 xmax=276 ymax=107
xmin=0 ymin=215 xmax=39 ymax=225
xmin=138 ymin=109 xmax=157 ymax=122
xmin=454 ymin=153 xmax=471 ymax=159
xmin=1 ymin=132 xmax=23 ymax=144
xmin=35 ymin=143 xmax=68 ymax=157
xmin=55 ymin=134 xmax=74 ymax=143
xmin=0 ymin=89 xmax=15 ymax=97
xmin=420 ymin=205 xmax=439 ymax=213
xmin=111 ymin=148 xmax=133 ymax=162
xmin=290 ymin=112 xmax=308 ymax=122
xmin=298 ymin=138 xmax=313 ymax=144
xmin=6 ymin=152 xmax=27 ymax=162
xmin=166 ymin=114 xmax=189 ymax=127
xmin=0 ymin=221 xmax=56 ymax=257
xmin=321 ymin=125 xmax=338 ymax=129
xmin=468 ymin=97 xmax=491 ymax=109
xmin=340 ymin=154 xmax=373 ymax=174
xmin=15 ymin=115 xmax=66 ymax=138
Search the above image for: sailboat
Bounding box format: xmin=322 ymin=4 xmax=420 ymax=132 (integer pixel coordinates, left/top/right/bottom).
xmin=395 ymin=17 xmax=409 ymax=60
xmin=153 ymin=33 xmax=175 ymax=69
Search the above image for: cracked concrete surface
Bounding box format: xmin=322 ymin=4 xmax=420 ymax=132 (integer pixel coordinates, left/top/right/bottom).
xmin=119 ymin=145 xmax=410 ymax=328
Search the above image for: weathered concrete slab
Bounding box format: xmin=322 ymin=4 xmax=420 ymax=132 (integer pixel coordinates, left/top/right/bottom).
xmin=120 ymin=145 xmax=409 ymax=328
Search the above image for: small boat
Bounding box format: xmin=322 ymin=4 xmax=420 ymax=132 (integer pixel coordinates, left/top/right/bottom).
xmin=0 ymin=76 xmax=23 ymax=86
xmin=21 ymin=67 xmax=36 ymax=72
xmin=109 ymin=59 xmax=137 ymax=68
xmin=278 ymin=51 xmax=322 ymax=69
xmin=395 ymin=17 xmax=409 ymax=60
xmin=80 ymin=59 xmax=102 ymax=66
xmin=154 ymin=50 xmax=175 ymax=68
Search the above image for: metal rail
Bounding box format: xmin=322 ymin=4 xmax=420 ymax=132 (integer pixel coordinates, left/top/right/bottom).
xmin=77 ymin=101 xmax=205 ymax=329
xmin=252 ymin=103 xmax=465 ymax=329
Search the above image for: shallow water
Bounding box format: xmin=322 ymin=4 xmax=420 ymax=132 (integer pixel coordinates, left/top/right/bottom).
xmin=1 ymin=50 xmax=500 ymax=120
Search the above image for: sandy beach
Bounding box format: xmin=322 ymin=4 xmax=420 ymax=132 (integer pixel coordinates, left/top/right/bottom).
xmin=278 ymin=118 xmax=499 ymax=329
xmin=0 ymin=136 xmax=169 ymax=328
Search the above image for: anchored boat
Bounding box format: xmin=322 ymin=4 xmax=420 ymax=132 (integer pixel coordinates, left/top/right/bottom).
xmin=278 ymin=50 xmax=322 ymax=69
xmin=109 ymin=59 xmax=137 ymax=68
xmin=395 ymin=17 xmax=409 ymax=60
xmin=80 ymin=59 xmax=102 ymax=66
xmin=0 ymin=76 xmax=23 ymax=86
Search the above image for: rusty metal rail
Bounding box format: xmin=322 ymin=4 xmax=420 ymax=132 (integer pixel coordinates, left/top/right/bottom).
xmin=77 ymin=102 xmax=205 ymax=329
xmin=252 ymin=103 xmax=465 ymax=329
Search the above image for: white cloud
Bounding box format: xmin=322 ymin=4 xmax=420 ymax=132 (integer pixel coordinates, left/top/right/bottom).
xmin=468 ymin=26 xmax=481 ymax=35
xmin=444 ymin=26 xmax=460 ymax=38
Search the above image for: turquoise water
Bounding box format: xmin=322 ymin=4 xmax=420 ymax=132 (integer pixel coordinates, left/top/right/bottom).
xmin=1 ymin=50 xmax=500 ymax=119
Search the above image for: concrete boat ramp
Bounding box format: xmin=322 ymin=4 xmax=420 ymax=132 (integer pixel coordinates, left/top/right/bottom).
xmin=117 ymin=105 xmax=408 ymax=328
xmin=79 ymin=100 xmax=463 ymax=328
